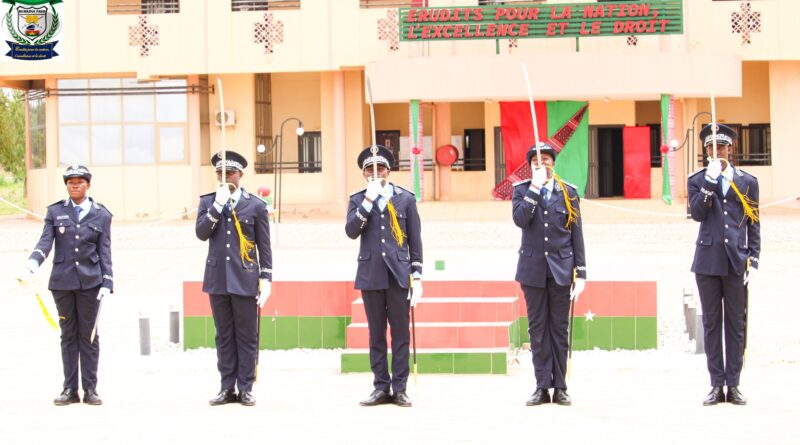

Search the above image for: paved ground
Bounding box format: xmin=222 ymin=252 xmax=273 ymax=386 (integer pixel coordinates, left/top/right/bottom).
xmin=0 ymin=203 xmax=798 ymax=444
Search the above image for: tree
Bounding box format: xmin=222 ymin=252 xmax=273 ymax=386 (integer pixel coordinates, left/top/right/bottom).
xmin=0 ymin=89 xmax=25 ymax=180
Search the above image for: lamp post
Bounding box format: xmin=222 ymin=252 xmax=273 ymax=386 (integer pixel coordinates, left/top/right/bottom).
xmin=670 ymin=111 xmax=712 ymax=217
xmin=270 ymin=117 xmax=304 ymax=223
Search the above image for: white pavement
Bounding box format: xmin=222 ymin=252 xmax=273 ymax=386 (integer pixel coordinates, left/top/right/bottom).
xmin=0 ymin=210 xmax=798 ymax=444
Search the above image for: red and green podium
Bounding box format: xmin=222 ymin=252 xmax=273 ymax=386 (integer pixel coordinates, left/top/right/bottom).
xmin=183 ymin=280 xmax=657 ymax=375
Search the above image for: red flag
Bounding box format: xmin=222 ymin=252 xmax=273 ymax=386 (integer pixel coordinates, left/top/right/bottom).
xmin=623 ymin=126 xmax=651 ymax=199
xmin=500 ymin=101 xmax=548 ymax=176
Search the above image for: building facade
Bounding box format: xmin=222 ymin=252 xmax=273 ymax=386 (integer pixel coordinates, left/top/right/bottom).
xmin=1 ymin=0 xmax=796 ymax=220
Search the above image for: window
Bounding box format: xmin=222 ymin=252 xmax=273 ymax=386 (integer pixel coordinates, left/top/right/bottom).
xmin=696 ymin=123 xmax=772 ymax=167
xmin=254 ymin=73 xmax=274 ymax=174
xmin=107 ymin=0 xmax=180 ymax=15
xmin=298 ymin=131 xmax=321 ymax=173
xmin=376 ymin=130 xmax=401 ymax=171
xmin=56 ymin=78 xmax=189 ymax=166
xmin=231 ymin=0 xmax=300 ymax=11
xmin=462 ymin=128 xmax=486 ymax=171
xmin=648 ymin=124 xmax=662 ymax=168
xmin=28 ymin=87 xmax=46 ymax=169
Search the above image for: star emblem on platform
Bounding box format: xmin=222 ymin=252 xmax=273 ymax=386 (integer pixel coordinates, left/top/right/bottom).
xmin=585 ymin=310 xmax=595 ymax=322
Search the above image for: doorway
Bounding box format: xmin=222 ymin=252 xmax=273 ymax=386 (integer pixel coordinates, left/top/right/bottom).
xmin=589 ymin=126 xmax=624 ymax=198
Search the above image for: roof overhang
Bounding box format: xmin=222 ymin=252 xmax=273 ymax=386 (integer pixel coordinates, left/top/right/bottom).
xmin=365 ymin=52 xmax=741 ymax=103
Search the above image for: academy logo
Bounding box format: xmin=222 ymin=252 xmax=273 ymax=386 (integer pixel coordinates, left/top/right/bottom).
xmin=2 ymin=0 xmax=62 ymax=60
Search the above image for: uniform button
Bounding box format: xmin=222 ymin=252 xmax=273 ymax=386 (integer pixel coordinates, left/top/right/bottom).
xmin=75 ymin=261 xmax=79 ymax=265
xmin=75 ymin=235 xmax=79 ymax=239
xmin=544 ymin=211 xmax=548 ymax=215
xmin=724 ymin=239 xmax=728 ymax=243
xmin=725 ymin=224 xmax=729 ymax=229
xmin=227 ymin=218 xmax=231 ymax=222
xmin=544 ymin=237 xmax=549 ymax=241
xmin=724 ymin=211 xmax=728 ymax=215
xmin=723 ymin=199 xmax=727 ymax=203
xmin=226 ymin=256 xmax=230 ymax=261
xmin=74 ymin=248 xmax=79 ymax=252
xmin=381 ymin=226 xmax=385 ymax=230
xmin=382 ymin=252 xmax=386 ymax=257
xmin=227 ymin=230 xmax=231 ymax=234
xmin=381 ymin=239 xmax=385 ymax=243
xmin=226 ymin=244 xmax=230 ymax=248
xmin=381 ymin=215 xmax=384 ymax=219
xmin=545 ymin=251 xmax=549 ymax=256
xmin=76 ymin=224 xmax=80 ymax=228
xmin=544 ymin=223 xmax=549 ymax=227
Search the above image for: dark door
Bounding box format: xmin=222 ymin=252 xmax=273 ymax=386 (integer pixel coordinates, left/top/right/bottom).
xmin=464 ymin=128 xmax=486 ymax=171
xmin=493 ymin=126 xmax=505 ymax=185
xmin=376 ymin=130 xmax=401 ymax=171
xmin=597 ymin=127 xmax=624 ymax=197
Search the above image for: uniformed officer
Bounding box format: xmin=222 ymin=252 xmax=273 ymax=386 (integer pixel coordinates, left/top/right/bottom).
xmin=196 ymin=151 xmax=272 ymax=406
xmin=689 ymin=123 xmax=760 ymax=406
xmin=512 ymin=143 xmax=586 ymax=406
xmin=345 ymin=145 xmax=423 ymax=408
xmin=17 ymin=165 xmax=113 ymax=406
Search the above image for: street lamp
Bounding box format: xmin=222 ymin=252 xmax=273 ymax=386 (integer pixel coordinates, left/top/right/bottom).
xmin=271 ymin=117 xmax=304 ymax=223
xmin=671 ymin=111 xmax=712 ymax=217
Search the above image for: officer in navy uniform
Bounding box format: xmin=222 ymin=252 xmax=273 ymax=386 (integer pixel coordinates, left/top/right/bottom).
xmin=512 ymin=143 xmax=586 ymax=406
xmin=17 ymin=165 xmax=113 ymax=406
xmin=345 ymin=146 xmax=423 ymax=408
xmin=196 ymin=151 xmax=272 ymax=406
xmin=689 ymin=123 xmax=760 ymax=406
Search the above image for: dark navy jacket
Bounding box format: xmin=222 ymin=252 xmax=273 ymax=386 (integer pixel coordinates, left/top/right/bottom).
xmin=29 ymin=198 xmax=114 ymax=292
xmin=512 ymin=179 xmax=586 ymax=288
xmin=196 ymin=188 xmax=272 ymax=297
xmin=688 ymin=166 xmax=761 ymax=276
xmin=345 ymin=184 xmax=423 ymax=291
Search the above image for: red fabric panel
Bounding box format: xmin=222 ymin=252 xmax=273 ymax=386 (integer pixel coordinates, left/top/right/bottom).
xmin=499 ymin=101 xmax=548 ymax=176
xmin=623 ymin=126 xmax=651 ymax=199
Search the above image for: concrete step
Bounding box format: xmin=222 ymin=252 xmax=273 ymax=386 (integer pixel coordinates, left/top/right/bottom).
xmin=345 ymin=321 xmax=512 ymax=349
xmin=350 ymin=296 xmax=520 ymax=324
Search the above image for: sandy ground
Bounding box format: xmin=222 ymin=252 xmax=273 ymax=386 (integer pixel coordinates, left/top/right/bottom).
xmin=0 ymin=206 xmax=798 ymax=445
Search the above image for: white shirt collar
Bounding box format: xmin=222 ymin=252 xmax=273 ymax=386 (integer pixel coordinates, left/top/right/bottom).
xmin=721 ymin=164 xmax=734 ymax=181
xmin=230 ymin=187 xmax=243 ymax=205
xmin=71 ymin=198 xmax=92 ymax=214
xmin=542 ymin=178 xmax=555 ymax=193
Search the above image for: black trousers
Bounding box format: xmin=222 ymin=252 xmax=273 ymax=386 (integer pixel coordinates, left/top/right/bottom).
xmin=209 ymin=294 xmax=259 ymax=393
xmin=696 ymin=273 xmax=747 ymax=387
xmin=361 ymin=273 xmax=411 ymax=394
xmin=52 ymin=286 xmax=101 ymax=391
xmin=522 ymin=277 xmax=572 ymax=390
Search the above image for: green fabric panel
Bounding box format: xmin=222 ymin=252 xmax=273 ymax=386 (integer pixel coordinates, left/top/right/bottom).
xmin=416 ymin=353 xmax=454 ymax=373
xmin=660 ymin=94 xmax=672 ymax=204
xmin=259 ymin=316 xmax=277 ymax=351
xmin=612 ymin=317 xmax=636 ymax=350
xmin=275 ymin=317 xmax=299 ymax=350
xmin=548 ymin=101 xmax=589 ymax=197
xmin=322 ymin=316 xmax=348 ymax=349
xmin=341 ymin=353 xmax=372 ymax=373
xmin=570 ymin=316 xmax=588 ymax=351
xmin=491 ymin=352 xmax=508 ymax=374
xmin=204 ymin=317 xmax=217 ymax=348
xmin=183 ymin=317 xmax=206 ymax=350
xmin=636 ymin=317 xmax=658 ymax=349
xmin=454 ymin=353 xmax=492 ymax=374
xmin=587 ymin=317 xmax=612 ymax=350
xmin=298 ymin=317 xmax=323 ymax=349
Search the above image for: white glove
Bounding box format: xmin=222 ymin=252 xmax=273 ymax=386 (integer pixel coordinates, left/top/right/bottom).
xmin=531 ymin=166 xmax=548 ymax=188
xmin=570 ymin=278 xmax=586 ymax=302
xmin=365 ymin=179 xmax=382 ymax=201
xmin=408 ymin=280 xmax=423 ymax=308
xmin=743 ymin=268 xmax=756 ymax=286
xmin=214 ymin=184 xmax=231 ymax=206
xmin=97 ymin=287 xmax=111 ymax=301
xmin=705 ymin=159 xmax=723 ymax=181
xmin=17 ymin=259 xmax=39 ymax=284
xmin=257 ymin=279 xmax=271 ymax=308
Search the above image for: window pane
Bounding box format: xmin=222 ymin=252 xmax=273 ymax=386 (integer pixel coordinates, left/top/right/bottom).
xmin=59 ymin=126 xmax=90 ymax=165
xmin=159 ymin=127 xmax=185 ymax=162
xmin=124 ymin=95 xmax=154 ymax=122
xmin=156 ymin=93 xmax=187 ymax=122
xmin=124 ymin=124 xmax=155 ymax=164
xmin=58 ymin=96 xmax=89 ymax=123
xmin=92 ymin=125 xmax=123 ymax=165
xmin=91 ymin=95 xmax=121 ymax=123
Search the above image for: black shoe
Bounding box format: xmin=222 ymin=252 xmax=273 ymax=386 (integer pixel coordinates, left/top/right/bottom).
xmin=703 ymin=386 xmax=725 ymax=406
xmin=209 ymin=389 xmax=238 ymax=406
xmin=83 ymin=389 xmax=103 ymax=406
xmin=726 ymin=386 xmax=747 ymax=405
xmin=359 ymin=389 xmax=392 ymax=406
xmin=53 ymin=388 xmax=80 ymax=406
xmin=525 ymin=388 xmax=551 ymax=406
xmin=238 ymin=391 xmax=256 ymax=406
xmin=393 ymin=391 xmax=412 ymax=407
xmin=553 ymin=388 xmax=572 ymax=406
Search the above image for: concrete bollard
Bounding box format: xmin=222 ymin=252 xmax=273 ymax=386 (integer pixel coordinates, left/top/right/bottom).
xmin=687 ymin=306 xmax=696 ymax=341
xmin=169 ymin=309 xmax=180 ymax=344
xmin=694 ymin=305 xmax=705 ymax=354
xmin=139 ymin=314 xmax=151 ymax=356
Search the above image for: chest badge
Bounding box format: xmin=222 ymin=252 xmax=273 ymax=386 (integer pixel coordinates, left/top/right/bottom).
xmin=58 ymin=226 xmax=66 ymax=234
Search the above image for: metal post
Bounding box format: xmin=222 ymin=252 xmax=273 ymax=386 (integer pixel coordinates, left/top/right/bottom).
xmin=139 ymin=314 xmax=151 ymax=356
xmin=273 ymin=117 xmax=304 ymax=224
xmin=169 ymin=308 xmax=180 ymax=344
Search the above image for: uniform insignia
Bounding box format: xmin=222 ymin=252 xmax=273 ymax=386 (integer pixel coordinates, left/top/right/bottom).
xmin=56 ymin=215 xmax=69 ymax=220
xmin=58 ymin=226 xmax=65 ymax=234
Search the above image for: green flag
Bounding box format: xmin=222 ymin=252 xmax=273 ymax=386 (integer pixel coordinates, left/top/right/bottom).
xmin=660 ymin=94 xmax=672 ymax=204
xmin=548 ymin=101 xmax=589 ymax=197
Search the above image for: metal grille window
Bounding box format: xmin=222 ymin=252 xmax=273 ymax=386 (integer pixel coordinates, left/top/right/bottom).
xmin=231 ymin=0 xmax=300 ymax=11
xmin=696 ymin=123 xmax=771 ymax=167
xmin=28 ymin=84 xmax=46 ymax=169
xmin=254 ymin=74 xmax=274 ymax=174
xmin=298 ymin=131 xmax=322 ymax=173
xmin=107 ymin=0 xmax=180 ymax=15
xmin=649 ymin=124 xmax=662 ymax=168
xmin=457 ymin=129 xmax=486 ymax=171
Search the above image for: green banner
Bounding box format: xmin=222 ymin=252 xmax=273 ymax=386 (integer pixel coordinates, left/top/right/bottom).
xmin=550 ymin=101 xmax=589 ymax=198
xmin=400 ymin=0 xmax=682 ymax=42
xmin=660 ymin=94 xmax=672 ymax=204
xmin=3 ymin=0 xmax=62 ymax=5
xmin=410 ymin=99 xmax=421 ymax=198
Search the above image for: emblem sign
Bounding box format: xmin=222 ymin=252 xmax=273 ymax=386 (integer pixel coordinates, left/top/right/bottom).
xmin=58 ymin=226 xmax=65 ymax=234
xmin=2 ymin=0 xmax=63 ymax=61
